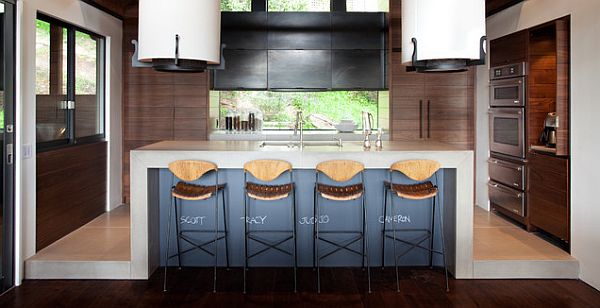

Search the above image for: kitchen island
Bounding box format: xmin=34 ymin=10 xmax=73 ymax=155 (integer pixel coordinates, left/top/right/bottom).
xmin=129 ymin=140 xmax=474 ymax=279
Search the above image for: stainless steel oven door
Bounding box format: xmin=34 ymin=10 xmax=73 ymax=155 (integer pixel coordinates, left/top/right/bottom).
xmin=490 ymin=77 xmax=526 ymax=107
xmin=489 ymin=108 xmax=525 ymax=158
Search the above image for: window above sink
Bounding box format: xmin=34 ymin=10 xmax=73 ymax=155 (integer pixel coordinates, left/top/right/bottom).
xmin=209 ymin=90 xmax=389 ymax=132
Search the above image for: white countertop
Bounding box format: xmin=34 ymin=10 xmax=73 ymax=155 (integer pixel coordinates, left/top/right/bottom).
xmin=132 ymin=140 xmax=472 ymax=169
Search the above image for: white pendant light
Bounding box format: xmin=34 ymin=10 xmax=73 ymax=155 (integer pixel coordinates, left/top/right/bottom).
xmin=401 ymin=0 xmax=486 ymax=72
xmin=138 ymin=0 xmax=221 ymax=72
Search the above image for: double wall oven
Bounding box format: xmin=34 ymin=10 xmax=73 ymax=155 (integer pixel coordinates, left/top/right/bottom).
xmin=488 ymin=62 xmax=528 ymax=220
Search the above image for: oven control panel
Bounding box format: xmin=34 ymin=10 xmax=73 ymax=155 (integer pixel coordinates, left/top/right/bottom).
xmin=490 ymin=62 xmax=527 ymax=80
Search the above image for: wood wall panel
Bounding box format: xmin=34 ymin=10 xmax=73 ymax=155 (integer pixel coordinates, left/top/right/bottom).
xmin=36 ymin=141 xmax=107 ymax=251
xmin=122 ymin=4 xmax=210 ymax=202
xmin=555 ymin=18 xmax=570 ymax=156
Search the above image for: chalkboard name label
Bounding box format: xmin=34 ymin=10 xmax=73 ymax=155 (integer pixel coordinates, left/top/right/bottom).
xmin=241 ymin=216 xmax=268 ymax=224
xmin=299 ymin=215 xmax=330 ymax=225
xmin=378 ymin=214 xmax=411 ymax=224
xmin=180 ymin=216 xmax=206 ymax=225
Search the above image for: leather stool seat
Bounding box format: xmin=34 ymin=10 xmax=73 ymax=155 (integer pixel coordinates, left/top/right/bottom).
xmin=385 ymin=181 xmax=438 ymax=200
xmin=317 ymin=183 xmax=364 ymax=201
xmin=245 ymin=182 xmax=293 ymax=201
xmin=171 ymin=182 xmax=225 ymax=201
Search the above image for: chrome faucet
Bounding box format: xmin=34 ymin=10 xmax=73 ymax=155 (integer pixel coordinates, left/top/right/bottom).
xmin=294 ymin=110 xmax=304 ymax=147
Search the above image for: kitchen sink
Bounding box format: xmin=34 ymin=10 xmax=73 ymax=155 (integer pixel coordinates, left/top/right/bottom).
xmin=259 ymin=140 xmax=343 ymax=148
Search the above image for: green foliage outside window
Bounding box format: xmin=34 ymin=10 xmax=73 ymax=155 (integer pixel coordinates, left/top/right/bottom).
xmin=218 ymin=91 xmax=379 ymax=130
xmin=220 ymin=0 xmax=252 ymax=11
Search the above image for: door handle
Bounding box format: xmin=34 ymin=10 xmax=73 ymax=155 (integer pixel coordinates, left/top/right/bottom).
xmin=419 ymin=100 xmax=423 ymax=139
xmin=427 ymin=100 xmax=431 ymax=139
xmin=6 ymin=144 xmax=13 ymax=165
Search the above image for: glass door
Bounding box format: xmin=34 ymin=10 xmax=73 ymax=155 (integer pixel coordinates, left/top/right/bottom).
xmin=0 ymin=0 xmax=15 ymax=293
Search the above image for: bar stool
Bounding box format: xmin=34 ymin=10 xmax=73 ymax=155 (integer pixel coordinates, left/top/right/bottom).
xmin=314 ymin=160 xmax=371 ymax=293
xmin=380 ymin=159 xmax=449 ymax=292
xmin=243 ymin=159 xmax=297 ymax=293
xmin=163 ymin=160 xmax=230 ymax=293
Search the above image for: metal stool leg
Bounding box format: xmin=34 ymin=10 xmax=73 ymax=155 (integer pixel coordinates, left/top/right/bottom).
xmin=163 ymin=195 xmax=174 ymax=292
xmin=222 ymin=188 xmax=230 ymax=269
xmin=174 ymin=197 xmax=182 ymax=269
xmin=315 ymin=193 xmax=321 ymax=294
xmin=243 ymin=193 xmax=248 ymax=294
xmin=213 ymin=182 xmax=219 ymax=293
xmin=362 ymin=194 xmax=366 ymax=270
xmin=313 ymin=185 xmax=317 ymax=270
xmin=363 ymin=193 xmax=372 ymax=294
xmin=381 ymin=186 xmax=388 ymax=269
xmin=292 ymin=186 xmax=298 ymax=293
xmin=437 ymin=195 xmax=450 ymax=292
xmin=391 ymin=194 xmax=400 ymax=293
xmin=429 ymin=195 xmax=436 ymax=268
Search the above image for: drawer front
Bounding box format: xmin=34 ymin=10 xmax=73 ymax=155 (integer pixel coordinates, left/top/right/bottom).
xmin=489 ymin=181 xmax=526 ymax=217
xmin=488 ymin=158 xmax=525 ymax=190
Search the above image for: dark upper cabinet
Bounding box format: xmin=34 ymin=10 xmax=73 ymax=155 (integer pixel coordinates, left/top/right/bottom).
xmin=490 ymin=30 xmax=529 ymax=67
xmin=221 ymin=12 xmax=267 ymax=50
xmin=268 ymin=12 xmax=331 ymax=50
xmin=268 ymin=50 xmax=332 ymax=89
xmin=212 ymin=50 xmax=267 ymax=90
xmin=332 ymin=50 xmax=386 ymax=89
xmin=332 ymin=12 xmax=387 ymax=50
xmin=216 ymin=12 xmax=388 ymax=90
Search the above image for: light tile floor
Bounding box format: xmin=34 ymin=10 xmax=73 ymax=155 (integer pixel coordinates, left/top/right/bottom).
xmin=29 ymin=205 xmax=130 ymax=261
xmin=473 ymin=206 xmax=573 ymax=261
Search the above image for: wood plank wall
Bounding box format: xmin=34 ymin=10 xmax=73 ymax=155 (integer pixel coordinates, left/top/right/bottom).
xmin=36 ymin=141 xmax=107 ymax=251
xmin=122 ymin=4 xmax=210 ymax=202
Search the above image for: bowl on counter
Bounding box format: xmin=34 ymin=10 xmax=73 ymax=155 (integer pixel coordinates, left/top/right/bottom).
xmin=334 ymin=120 xmax=357 ymax=133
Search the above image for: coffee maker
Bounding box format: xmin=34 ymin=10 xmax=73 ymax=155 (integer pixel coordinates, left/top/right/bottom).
xmin=539 ymin=112 xmax=558 ymax=148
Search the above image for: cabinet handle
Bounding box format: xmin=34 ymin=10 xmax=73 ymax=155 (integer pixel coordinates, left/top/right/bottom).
xmin=419 ymin=100 xmax=423 ymax=139
xmin=488 ymin=182 xmax=523 ymax=198
xmin=488 ymin=158 xmax=523 ymax=171
xmin=427 ymin=100 xmax=431 ymax=139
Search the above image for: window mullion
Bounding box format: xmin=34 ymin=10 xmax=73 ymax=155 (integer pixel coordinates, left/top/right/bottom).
xmin=66 ymin=26 xmax=76 ymax=144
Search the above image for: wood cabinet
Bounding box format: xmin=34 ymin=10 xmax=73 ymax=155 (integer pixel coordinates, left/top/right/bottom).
xmin=390 ymin=53 xmax=474 ymax=149
xmin=490 ymin=17 xmax=571 ymax=245
xmin=489 ymin=30 xmax=529 ymax=67
xmin=528 ymin=151 xmax=569 ymax=241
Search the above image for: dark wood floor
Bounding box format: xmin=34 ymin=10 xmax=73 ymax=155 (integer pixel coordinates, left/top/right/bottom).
xmin=1 ymin=268 xmax=600 ymax=307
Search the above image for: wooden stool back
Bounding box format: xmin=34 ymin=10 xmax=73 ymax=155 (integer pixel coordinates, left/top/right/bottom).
xmin=244 ymin=159 xmax=293 ymax=182
xmin=168 ymin=160 xmax=218 ymax=181
xmin=316 ymin=160 xmax=365 ymax=182
xmin=390 ymin=160 xmax=441 ymax=181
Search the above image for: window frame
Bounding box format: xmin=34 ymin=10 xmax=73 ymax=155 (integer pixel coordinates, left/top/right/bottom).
xmin=36 ymin=13 xmax=106 ymax=152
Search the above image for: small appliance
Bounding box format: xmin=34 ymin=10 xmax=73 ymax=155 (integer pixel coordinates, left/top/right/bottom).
xmin=539 ymin=112 xmax=558 ymax=148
